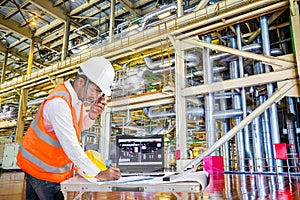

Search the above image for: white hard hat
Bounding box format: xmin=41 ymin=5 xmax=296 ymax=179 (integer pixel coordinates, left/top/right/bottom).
xmin=80 ymin=56 xmax=115 ymax=96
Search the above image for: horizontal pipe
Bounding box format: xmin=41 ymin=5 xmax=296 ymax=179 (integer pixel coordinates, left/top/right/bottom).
xmin=213 ymin=109 xmax=243 ymax=119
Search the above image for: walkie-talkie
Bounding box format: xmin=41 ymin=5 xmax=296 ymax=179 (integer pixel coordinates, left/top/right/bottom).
xmin=96 ymin=93 xmax=105 ymax=104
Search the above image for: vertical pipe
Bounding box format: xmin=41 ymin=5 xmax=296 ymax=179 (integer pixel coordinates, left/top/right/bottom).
xmin=177 ymin=0 xmax=183 ymax=17
xmin=61 ymin=16 xmax=70 ymax=61
xmin=101 ymin=110 xmax=112 ymax=161
xmin=251 ymin=96 xmax=264 ymax=173
xmin=286 ymin=113 xmax=299 ymax=171
xmin=216 ymin=90 xmax=230 ymax=170
xmin=236 ymin=24 xmax=254 ymax=172
xmin=256 ymin=175 xmax=268 ymax=198
xmin=253 ymin=61 xmax=274 ymax=172
xmin=220 ymin=100 xmax=230 ymax=171
xmin=261 ymin=15 xmax=283 ymax=171
xmin=287 ymin=97 xmax=296 ymax=114
xmin=225 ymin=175 xmax=232 ymax=199
xmin=279 ymin=29 xmax=289 ymax=54
xmin=204 ymin=35 xmax=216 ymax=155
xmin=252 ymin=117 xmax=263 ymax=172
xmin=261 ymin=95 xmax=274 ymax=172
xmin=287 ymin=97 xmax=300 ymax=156
xmin=240 ymin=174 xmax=250 ymax=200
xmin=109 ymin=0 xmax=115 ymax=43
xmin=228 ymin=37 xmax=245 ymax=171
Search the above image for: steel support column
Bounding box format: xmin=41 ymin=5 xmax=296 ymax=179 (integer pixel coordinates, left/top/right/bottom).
xmin=174 ymin=38 xmax=188 ymax=171
xmin=27 ymin=39 xmax=34 ymax=74
xmin=16 ymin=89 xmax=28 ymax=143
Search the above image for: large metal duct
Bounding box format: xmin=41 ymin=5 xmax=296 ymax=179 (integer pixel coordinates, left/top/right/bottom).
xmin=68 ymin=24 xmax=100 ymax=54
xmin=139 ymin=4 xmax=177 ymax=31
xmin=143 ymin=106 xmax=204 ymax=120
xmin=144 ymin=51 xmax=201 ymax=70
xmin=210 ymin=43 xmax=262 ymax=61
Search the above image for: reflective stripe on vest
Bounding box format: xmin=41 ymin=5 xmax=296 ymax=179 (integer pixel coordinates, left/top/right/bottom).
xmin=48 ymin=91 xmax=70 ymax=103
xmin=31 ymin=109 xmax=61 ymax=148
xmin=29 ymin=90 xmax=71 ymax=148
xmin=19 ymin=145 xmax=72 ymax=173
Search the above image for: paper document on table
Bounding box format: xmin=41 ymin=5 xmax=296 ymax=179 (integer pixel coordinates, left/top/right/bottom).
xmin=77 ymin=168 xmax=160 ymax=184
xmin=81 ymin=176 xmax=160 ymax=185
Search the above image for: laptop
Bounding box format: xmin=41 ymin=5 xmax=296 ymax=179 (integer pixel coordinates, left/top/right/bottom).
xmin=116 ymin=134 xmax=165 ymax=176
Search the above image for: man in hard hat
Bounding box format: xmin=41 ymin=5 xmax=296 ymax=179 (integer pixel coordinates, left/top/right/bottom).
xmin=17 ymin=56 xmax=121 ymax=200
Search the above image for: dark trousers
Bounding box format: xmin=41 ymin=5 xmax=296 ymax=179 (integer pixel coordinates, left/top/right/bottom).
xmin=25 ymin=172 xmax=64 ymax=200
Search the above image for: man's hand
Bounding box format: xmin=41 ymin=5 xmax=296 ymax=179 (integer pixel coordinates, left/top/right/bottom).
xmin=88 ymin=100 xmax=106 ymax=120
xmin=95 ymin=167 xmax=121 ymax=181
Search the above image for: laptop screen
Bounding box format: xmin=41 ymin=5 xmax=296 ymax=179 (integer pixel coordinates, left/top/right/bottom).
xmin=116 ymin=134 xmax=164 ymax=173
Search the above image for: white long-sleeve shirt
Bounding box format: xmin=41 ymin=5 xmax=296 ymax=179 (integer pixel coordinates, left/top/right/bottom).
xmin=43 ymin=80 xmax=100 ymax=177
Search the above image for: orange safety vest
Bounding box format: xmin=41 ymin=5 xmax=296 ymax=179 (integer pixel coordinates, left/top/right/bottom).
xmin=17 ymin=82 xmax=83 ymax=183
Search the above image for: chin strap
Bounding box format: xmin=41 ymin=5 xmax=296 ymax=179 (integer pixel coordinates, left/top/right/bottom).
xmin=83 ymin=79 xmax=90 ymax=104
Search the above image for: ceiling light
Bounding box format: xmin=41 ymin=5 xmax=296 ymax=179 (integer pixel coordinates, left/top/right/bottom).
xmin=30 ymin=20 xmax=38 ymax=27
xmin=158 ymin=12 xmax=171 ymax=19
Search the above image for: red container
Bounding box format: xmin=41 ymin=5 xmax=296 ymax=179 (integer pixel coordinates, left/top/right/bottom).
xmin=203 ymin=156 xmax=224 ymax=173
xmin=274 ymin=143 xmax=288 ymax=160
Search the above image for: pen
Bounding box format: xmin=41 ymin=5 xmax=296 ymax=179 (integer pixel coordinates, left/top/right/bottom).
xmin=97 ymin=177 xmax=154 ymax=183
xmin=105 ymin=160 xmax=112 ymax=168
